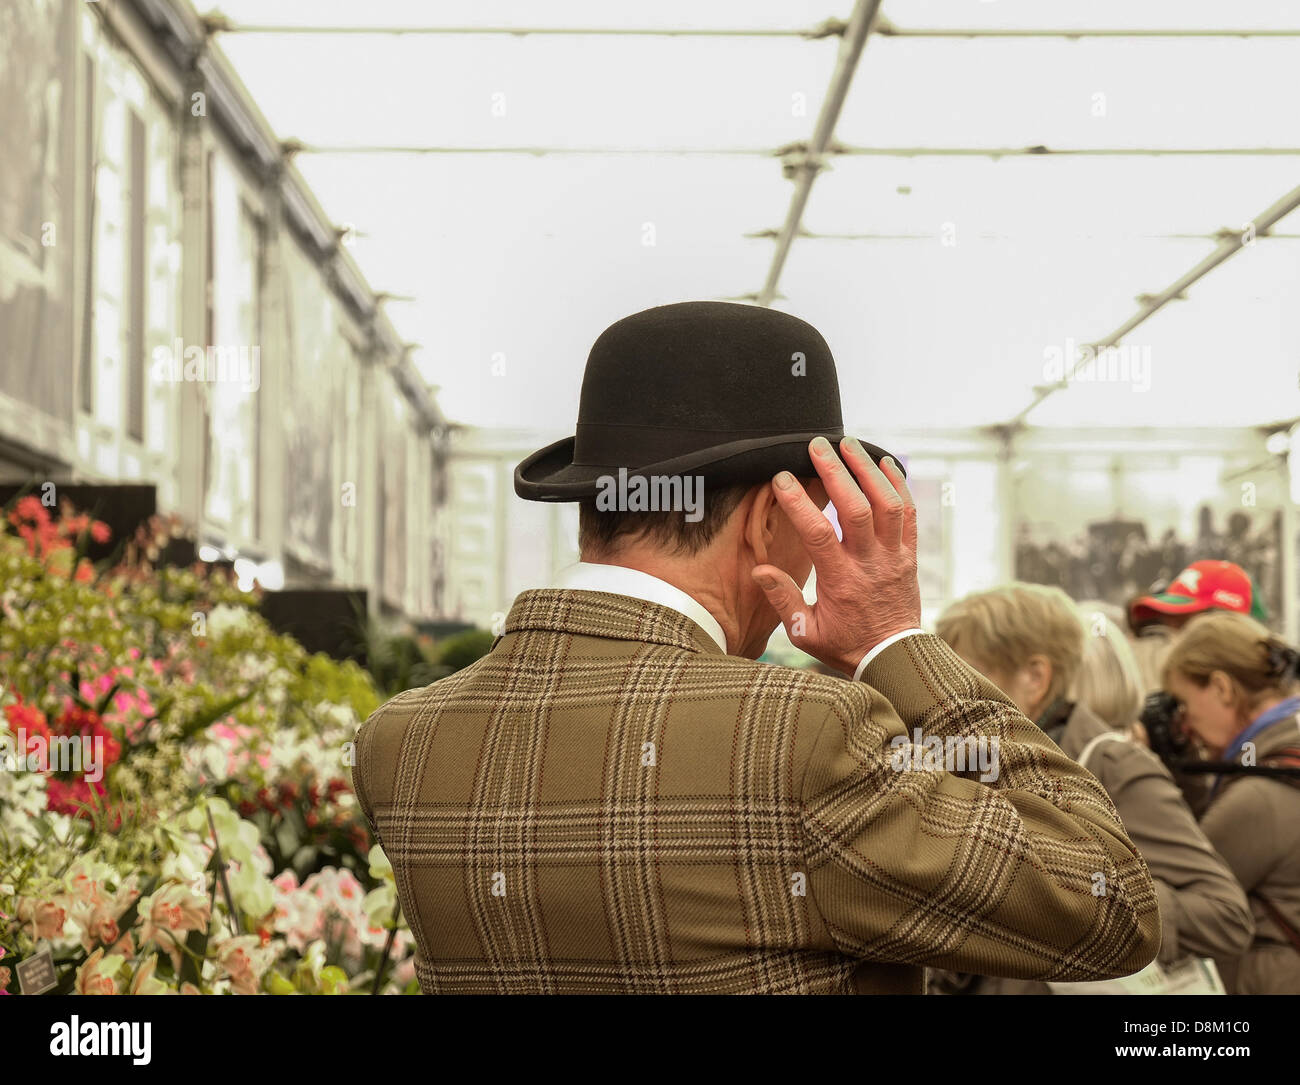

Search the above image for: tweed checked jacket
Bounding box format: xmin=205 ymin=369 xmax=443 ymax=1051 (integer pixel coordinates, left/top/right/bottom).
xmin=352 ymin=588 xmax=1161 ymax=994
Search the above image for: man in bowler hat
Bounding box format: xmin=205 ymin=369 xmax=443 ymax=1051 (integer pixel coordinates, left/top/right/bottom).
xmin=353 ymin=301 xmax=1160 ymax=994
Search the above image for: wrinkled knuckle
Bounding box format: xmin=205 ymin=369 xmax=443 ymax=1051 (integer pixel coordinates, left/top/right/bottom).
xmin=807 ymin=522 xmax=838 ymax=548
xmin=842 ymin=506 xmax=873 ymax=530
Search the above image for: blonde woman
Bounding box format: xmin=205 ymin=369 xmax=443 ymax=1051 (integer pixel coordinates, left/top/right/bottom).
xmin=930 ymin=584 xmax=1252 ymax=995
xmin=1162 ymin=612 xmax=1300 ymax=994
xmin=1072 ymin=601 xmax=1143 ymax=729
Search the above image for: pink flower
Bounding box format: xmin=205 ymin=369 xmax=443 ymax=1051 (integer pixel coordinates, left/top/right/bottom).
xmin=17 ymin=897 xmax=67 ymax=940
xmin=271 ymin=872 xmax=324 ymax=953
xmin=79 ymin=903 xmax=121 ymax=953
xmin=128 ymin=955 xmax=167 ymax=996
xmin=392 ymin=955 xmax=416 ymax=989
xmin=217 ymin=935 xmax=270 ymax=995
xmin=68 ymin=873 xmax=102 ymax=904
xmin=69 ymin=881 xmax=139 ymax=952
xmin=139 ymin=883 xmax=211 ymax=969
xmin=75 ymin=948 xmax=119 ymax=996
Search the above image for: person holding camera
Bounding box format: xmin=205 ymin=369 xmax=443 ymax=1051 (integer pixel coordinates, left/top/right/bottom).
xmin=1157 ymin=612 xmax=1300 ymax=993
xmin=931 ymin=584 xmax=1253 ymax=995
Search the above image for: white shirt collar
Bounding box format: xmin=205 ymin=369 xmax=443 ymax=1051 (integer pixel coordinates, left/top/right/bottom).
xmin=551 ymin=562 xmax=728 ymax=653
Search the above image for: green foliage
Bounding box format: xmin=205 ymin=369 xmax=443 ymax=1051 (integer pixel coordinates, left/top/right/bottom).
xmin=0 ymin=503 xmax=415 ymax=994
xmin=435 ymin=629 xmax=495 ymax=673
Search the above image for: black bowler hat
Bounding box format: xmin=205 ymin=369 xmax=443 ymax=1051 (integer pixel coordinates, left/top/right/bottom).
xmin=514 ymin=301 xmax=902 ymax=501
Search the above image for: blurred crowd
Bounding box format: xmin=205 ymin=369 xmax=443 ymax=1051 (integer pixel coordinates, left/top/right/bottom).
xmin=1015 ymin=508 xmax=1282 ymax=624
xmin=928 ymin=560 xmax=1300 ymax=996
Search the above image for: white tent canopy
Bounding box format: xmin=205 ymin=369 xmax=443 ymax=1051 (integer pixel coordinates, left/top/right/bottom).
xmin=211 ymin=0 xmax=1300 ymax=435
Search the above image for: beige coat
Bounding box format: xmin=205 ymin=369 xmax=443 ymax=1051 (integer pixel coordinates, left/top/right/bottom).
xmin=934 ymin=701 xmax=1253 ymax=995
xmin=353 ymin=590 xmax=1160 ymax=994
xmin=1199 ymin=713 xmax=1300 ymax=994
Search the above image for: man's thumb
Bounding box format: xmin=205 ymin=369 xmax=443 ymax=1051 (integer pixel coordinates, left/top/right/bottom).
xmin=751 ymin=566 xmax=802 ymax=628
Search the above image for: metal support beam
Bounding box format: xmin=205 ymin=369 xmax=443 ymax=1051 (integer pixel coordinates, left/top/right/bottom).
xmin=1008 ymin=181 xmax=1300 ymax=427
xmin=202 ymin=16 xmax=847 ymax=39
xmin=205 ymin=16 xmax=1300 ymax=40
xmin=283 ymin=143 xmax=1300 ymax=158
xmin=832 ymin=146 xmax=1300 ymax=158
xmin=757 ymin=0 xmax=883 ymax=306
xmin=745 ymin=228 xmax=1300 ymax=242
xmin=288 ymin=143 xmax=780 ymax=156
xmin=875 ymin=21 xmax=1300 ymax=39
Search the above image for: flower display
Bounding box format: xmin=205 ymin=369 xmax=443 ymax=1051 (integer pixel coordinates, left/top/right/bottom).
xmin=0 ymin=501 xmax=416 ymax=994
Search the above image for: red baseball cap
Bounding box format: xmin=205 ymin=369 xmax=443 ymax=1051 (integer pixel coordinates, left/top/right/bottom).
xmin=1129 ymin=559 xmax=1268 ymax=628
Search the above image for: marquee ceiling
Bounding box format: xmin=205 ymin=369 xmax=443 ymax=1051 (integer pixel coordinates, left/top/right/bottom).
xmin=209 ymin=0 xmax=1300 ymax=440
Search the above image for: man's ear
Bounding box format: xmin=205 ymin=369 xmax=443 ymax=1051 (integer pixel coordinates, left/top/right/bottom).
xmin=742 ymin=482 xmax=779 ymax=565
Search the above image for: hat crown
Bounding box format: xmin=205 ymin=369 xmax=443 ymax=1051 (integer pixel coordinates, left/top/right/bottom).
xmin=1171 ymin=560 xmax=1249 ymax=602
xmin=575 ymin=302 xmax=843 ymax=446
xmin=513 ymin=300 xmax=897 ymax=501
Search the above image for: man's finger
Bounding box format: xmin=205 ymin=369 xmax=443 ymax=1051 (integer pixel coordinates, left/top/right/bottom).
xmin=768 ymin=472 xmax=848 ymax=572
xmin=840 ymin=439 xmax=905 ymax=546
xmin=806 ymin=437 xmax=875 ymax=550
xmin=751 ymin=565 xmax=812 ymax=637
xmin=879 ymin=455 xmax=918 ymax=553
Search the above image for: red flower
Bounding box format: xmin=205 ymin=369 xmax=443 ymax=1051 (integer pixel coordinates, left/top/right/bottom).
xmin=54 ymin=706 xmax=122 ymax=768
xmin=46 ymin=776 xmax=106 ymax=817
xmin=14 ymin=496 xmax=49 ymax=525
xmin=40 ymin=706 xmax=122 ymax=818
xmin=90 ymin=521 xmax=111 ymax=544
xmin=3 ymin=699 xmax=51 ymax=770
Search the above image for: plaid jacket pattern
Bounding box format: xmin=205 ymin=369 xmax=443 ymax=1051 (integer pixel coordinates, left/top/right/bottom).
xmin=352 ymin=588 xmax=1161 ymax=994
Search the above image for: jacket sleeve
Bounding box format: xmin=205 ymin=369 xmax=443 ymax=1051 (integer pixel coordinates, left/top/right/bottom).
xmin=1101 ymin=747 xmax=1254 ymax=964
xmin=798 ymin=633 xmax=1162 ymax=982
xmin=350 ymin=687 xmax=425 ymax=851
xmin=349 ymin=720 xmax=379 ymax=845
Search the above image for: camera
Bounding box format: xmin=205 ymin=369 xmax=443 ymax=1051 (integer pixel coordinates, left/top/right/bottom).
xmin=1139 ymin=690 xmax=1190 ymax=764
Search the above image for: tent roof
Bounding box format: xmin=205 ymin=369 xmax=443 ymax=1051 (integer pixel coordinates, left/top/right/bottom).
xmin=210 ymin=0 xmax=1300 ymax=435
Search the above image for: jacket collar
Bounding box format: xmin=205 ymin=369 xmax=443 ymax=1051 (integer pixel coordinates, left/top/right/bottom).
xmin=504 ymin=588 xmax=726 ymax=656
xmin=550 ymin=562 xmax=728 ymax=652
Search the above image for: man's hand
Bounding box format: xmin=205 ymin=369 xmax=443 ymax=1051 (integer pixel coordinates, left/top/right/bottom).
xmin=752 ymin=436 xmax=921 ymax=677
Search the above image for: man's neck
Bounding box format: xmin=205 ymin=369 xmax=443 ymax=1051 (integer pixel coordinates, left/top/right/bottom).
xmin=579 ymin=552 xmax=749 ymax=656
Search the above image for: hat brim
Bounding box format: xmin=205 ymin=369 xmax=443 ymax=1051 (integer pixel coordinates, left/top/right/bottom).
xmin=1129 ymin=592 xmax=1210 ymax=624
xmin=514 ymin=431 xmax=903 ymax=501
